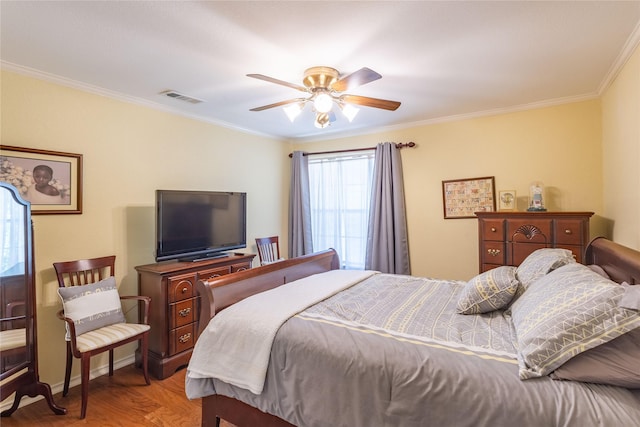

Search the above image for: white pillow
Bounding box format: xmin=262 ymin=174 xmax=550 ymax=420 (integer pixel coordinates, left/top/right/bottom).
xmin=57 ymin=276 xmax=125 ymax=339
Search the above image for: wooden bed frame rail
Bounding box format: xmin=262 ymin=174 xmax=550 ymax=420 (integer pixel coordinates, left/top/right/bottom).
xmin=585 ymin=237 xmax=640 ymax=285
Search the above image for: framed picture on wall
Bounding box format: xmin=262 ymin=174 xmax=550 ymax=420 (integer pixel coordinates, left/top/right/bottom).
xmin=442 ymin=176 xmax=495 ymax=219
xmin=0 ymin=145 xmax=83 ymax=214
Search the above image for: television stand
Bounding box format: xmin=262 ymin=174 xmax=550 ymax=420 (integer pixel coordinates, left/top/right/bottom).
xmin=180 ymin=252 xmax=230 ymax=262
xmin=135 ymin=253 xmax=256 ymax=379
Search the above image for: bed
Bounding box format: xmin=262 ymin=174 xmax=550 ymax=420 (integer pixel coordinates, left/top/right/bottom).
xmin=186 ymin=237 xmax=640 ymax=427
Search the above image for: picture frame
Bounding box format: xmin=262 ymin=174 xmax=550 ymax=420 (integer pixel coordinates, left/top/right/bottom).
xmin=0 ymin=145 xmax=83 ymax=214
xmin=498 ymin=190 xmax=516 ymax=211
xmin=442 ymin=176 xmax=496 ymax=219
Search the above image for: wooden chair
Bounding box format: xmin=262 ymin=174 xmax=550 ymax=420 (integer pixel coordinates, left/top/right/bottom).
xmin=255 ymin=236 xmax=282 ymax=265
xmin=53 ymin=255 xmax=151 ymax=419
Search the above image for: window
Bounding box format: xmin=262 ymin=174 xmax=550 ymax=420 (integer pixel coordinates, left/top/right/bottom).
xmin=0 ymin=190 xmax=26 ymax=276
xmin=308 ymin=151 xmax=375 ymax=269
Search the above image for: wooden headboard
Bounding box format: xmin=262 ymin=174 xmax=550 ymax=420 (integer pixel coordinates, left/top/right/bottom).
xmin=196 ymin=249 xmax=340 ymax=336
xmin=585 ymin=237 xmax=640 ymax=285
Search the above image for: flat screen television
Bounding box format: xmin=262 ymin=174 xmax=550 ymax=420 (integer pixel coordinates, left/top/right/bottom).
xmin=155 ymin=190 xmax=247 ymax=262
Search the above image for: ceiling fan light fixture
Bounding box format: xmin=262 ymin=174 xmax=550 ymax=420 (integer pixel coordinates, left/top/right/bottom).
xmin=314 ymin=112 xmax=331 ymax=129
xmin=340 ymin=103 xmax=359 ymax=122
xmin=313 ymin=92 xmax=333 ymax=113
xmin=247 ymin=66 xmax=400 ymax=129
xmin=283 ymin=102 xmax=304 ymax=122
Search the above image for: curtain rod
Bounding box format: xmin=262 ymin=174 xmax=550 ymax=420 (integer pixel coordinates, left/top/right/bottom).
xmin=288 ymin=142 xmax=416 ymax=158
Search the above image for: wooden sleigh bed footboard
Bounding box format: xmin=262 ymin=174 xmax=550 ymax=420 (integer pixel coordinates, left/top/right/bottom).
xmin=196 ymin=249 xmax=340 ymax=336
xmin=194 ymin=239 xmax=640 ymax=427
xmin=195 ymin=249 xmax=339 ymax=427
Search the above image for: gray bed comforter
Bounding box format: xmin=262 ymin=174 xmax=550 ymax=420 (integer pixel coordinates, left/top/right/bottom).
xmin=187 ymin=273 xmax=640 ymax=427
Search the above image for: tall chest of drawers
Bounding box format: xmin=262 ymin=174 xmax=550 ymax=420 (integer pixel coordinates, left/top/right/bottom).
xmin=135 ymin=253 xmax=255 ymax=379
xmin=476 ymin=212 xmax=593 ymax=273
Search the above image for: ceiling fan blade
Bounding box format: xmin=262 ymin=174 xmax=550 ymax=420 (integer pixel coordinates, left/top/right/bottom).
xmin=331 ymin=67 xmax=382 ymax=92
xmin=247 ymin=74 xmax=308 ymax=92
xmin=340 ymin=94 xmax=401 ymax=111
xmin=249 ymin=98 xmax=307 ymax=111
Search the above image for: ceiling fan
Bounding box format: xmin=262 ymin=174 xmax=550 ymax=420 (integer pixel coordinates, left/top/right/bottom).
xmin=247 ymin=66 xmax=401 ymax=128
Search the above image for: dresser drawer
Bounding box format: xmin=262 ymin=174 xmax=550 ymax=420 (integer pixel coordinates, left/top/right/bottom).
xmin=231 ymin=262 xmax=252 ymax=273
xmin=481 ymin=219 xmax=505 ymax=241
xmin=507 ymin=219 xmax=552 ymax=244
xmin=169 ymin=323 xmax=197 ymax=356
xmin=169 ymin=297 xmax=196 ymax=329
xmin=555 ymin=219 xmax=584 ymax=245
xmin=510 ymin=242 xmax=549 ymax=266
xmin=197 ymin=265 xmax=231 ymax=281
xmin=167 ymin=273 xmax=196 ymax=303
xmin=481 ymin=242 xmax=506 ymax=265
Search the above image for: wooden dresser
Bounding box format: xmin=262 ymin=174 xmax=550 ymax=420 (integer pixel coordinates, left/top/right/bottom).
xmin=476 ymin=211 xmax=593 ymax=273
xmin=135 ymin=253 xmax=255 ymax=379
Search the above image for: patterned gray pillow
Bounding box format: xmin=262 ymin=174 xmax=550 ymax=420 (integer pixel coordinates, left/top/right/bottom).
xmin=515 ymin=248 xmax=576 ymax=290
xmin=457 ymin=266 xmax=519 ymax=314
xmin=57 ymin=276 xmax=125 ymax=339
xmin=509 ymin=262 xmax=640 ymax=380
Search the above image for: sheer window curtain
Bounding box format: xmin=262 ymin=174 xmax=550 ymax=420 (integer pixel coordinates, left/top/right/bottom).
xmin=308 ymin=152 xmax=374 ymax=269
xmin=365 ymin=142 xmax=411 ymax=274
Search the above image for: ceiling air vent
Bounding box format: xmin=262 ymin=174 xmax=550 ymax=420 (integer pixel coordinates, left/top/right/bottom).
xmin=159 ymin=90 xmax=205 ymax=104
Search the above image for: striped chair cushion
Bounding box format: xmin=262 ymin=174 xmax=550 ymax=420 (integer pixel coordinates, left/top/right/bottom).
xmin=75 ymin=322 xmax=150 ymax=352
xmin=0 ymin=328 xmax=26 ymax=351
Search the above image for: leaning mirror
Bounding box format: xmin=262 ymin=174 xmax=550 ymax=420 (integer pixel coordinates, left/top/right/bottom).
xmin=0 ymin=181 xmax=65 ymax=416
xmin=0 ymin=182 xmax=30 ymax=380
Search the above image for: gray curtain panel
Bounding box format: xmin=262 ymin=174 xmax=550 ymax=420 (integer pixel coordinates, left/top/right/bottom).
xmin=288 ymin=151 xmax=314 ymax=258
xmin=365 ymin=143 xmax=411 ymax=274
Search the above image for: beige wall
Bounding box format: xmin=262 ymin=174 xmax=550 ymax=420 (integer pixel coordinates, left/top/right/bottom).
xmin=601 ymin=43 xmax=640 ymax=250
xmin=295 ymin=100 xmax=604 ymax=280
xmin=2 ymin=39 xmax=638 ymax=403
xmin=1 ymin=70 xmax=290 ymax=397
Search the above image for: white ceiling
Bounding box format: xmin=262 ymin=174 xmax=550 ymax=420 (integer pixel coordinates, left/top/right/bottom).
xmin=2 ymin=1 xmax=640 ymax=142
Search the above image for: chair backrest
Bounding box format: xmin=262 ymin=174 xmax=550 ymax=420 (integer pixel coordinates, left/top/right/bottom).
xmin=255 ymin=236 xmax=280 ymax=265
xmin=53 ymin=255 xmax=116 ymax=288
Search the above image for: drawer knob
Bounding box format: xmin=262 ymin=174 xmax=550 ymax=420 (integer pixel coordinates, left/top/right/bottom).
xmin=236 ymin=267 xmax=247 ymax=271
xmin=208 ymin=274 xmax=221 ymax=279
xmin=179 ymin=307 xmax=191 ymax=317
xmin=487 ymin=248 xmax=501 ymax=256
xmin=564 ymin=229 xmax=572 ymax=234
xmin=181 ymin=287 xmax=188 ymax=294
xmin=491 ymin=227 xmax=496 ymax=232
xmin=179 ymin=333 xmax=191 ymax=343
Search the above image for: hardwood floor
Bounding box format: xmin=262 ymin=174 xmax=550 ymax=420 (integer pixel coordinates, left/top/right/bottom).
xmin=0 ymin=365 xmax=236 ymax=427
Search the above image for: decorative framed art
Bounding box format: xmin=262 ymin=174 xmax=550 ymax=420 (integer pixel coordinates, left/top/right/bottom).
xmin=442 ymin=176 xmax=495 ymax=219
xmin=0 ymin=145 xmax=83 ymax=214
xmin=498 ymin=190 xmax=516 ymax=211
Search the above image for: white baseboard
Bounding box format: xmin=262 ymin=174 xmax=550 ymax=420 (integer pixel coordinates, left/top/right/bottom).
xmin=0 ymin=354 xmax=136 ymax=413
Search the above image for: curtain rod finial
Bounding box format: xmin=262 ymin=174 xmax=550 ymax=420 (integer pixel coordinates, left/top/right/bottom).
xmin=395 ymin=142 xmax=416 ymax=149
